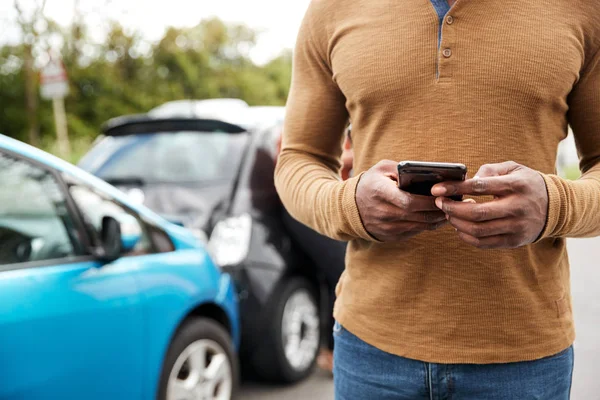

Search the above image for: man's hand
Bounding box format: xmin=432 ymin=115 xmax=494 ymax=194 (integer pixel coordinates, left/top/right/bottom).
xmin=431 ymin=161 xmax=549 ymax=249
xmin=356 ymin=160 xmax=447 ymax=242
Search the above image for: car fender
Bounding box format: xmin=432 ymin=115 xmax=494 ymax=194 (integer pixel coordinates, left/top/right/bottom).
xmin=133 ymin=249 xmax=239 ymax=399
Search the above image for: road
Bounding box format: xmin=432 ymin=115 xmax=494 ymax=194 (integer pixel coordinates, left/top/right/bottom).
xmin=240 ymin=237 xmax=600 ymax=400
xmin=568 ymin=237 xmax=600 ymax=399
xmin=241 ymin=370 xmax=333 ymax=400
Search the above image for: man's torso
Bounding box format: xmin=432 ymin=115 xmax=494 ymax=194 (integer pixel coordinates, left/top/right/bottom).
xmin=322 ymin=0 xmax=598 ymax=363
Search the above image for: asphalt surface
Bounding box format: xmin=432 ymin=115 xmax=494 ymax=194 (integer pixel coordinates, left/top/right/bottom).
xmin=240 ymin=237 xmax=600 ymax=400
xmin=568 ymin=237 xmax=600 ymax=399
xmin=240 ymin=370 xmax=334 ymax=400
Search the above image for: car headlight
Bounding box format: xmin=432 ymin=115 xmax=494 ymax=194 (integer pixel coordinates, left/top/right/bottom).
xmin=208 ymin=214 xmax=252 ymax=267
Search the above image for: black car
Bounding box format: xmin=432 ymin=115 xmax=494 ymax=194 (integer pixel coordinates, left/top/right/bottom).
xmin=78 ymin=100 xmax=326 ymax=383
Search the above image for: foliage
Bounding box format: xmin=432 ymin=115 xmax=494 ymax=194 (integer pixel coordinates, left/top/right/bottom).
xmin=0 ymin=15 xmax=292 ymax=160
xmin=562 ymin=164 xmax=582 ymax=181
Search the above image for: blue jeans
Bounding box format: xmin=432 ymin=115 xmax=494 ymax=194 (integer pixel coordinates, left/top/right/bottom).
xmin=333 ymin=322 xmax=574 ymax=400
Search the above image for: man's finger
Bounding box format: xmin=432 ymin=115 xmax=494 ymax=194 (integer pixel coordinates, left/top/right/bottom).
xmin=435 ymin=197 xmax=521 ymax=222
xmin=431 ymin=175 xmax=517 ymax=197
xmin=448 ymin=216 xmax=514 ymax=238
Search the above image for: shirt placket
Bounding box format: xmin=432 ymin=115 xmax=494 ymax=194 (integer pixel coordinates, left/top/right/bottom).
xmin=429 ymin=0 xmax=451 ymax=47
xmin=438 ymin=9 xmax=457 ymax=82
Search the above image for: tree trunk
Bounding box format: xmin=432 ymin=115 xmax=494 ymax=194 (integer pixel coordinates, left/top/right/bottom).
xmin=23 ymin=44 xmax=40 ymax=147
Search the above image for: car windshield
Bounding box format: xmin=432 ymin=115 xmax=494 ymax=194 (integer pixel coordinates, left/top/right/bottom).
xmin=80 ymin=131 xmax=249 ymax=184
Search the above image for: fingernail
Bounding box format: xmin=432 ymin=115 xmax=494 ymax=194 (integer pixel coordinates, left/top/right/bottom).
xmin=435 ymin=197 xmax=443 ymax=209
xmin=432 ymin=186 xmax=446 ymax=196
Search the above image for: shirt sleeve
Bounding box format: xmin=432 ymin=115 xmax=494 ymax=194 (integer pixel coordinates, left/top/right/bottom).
xmin=539 ymin=45 xmax=600 ymax=239
xmin=274 ymin=1 xmax=375 ymax=242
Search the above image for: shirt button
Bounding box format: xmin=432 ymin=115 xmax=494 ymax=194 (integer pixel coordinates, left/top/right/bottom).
xmin=442 ymin=48 xmax=452 ymax=58
xmin=446 ymin=15 xmax=454 ymax=25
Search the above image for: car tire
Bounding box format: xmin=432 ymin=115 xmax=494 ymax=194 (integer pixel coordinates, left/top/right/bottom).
xmin=252 ymin=277 xmax=321 ymax=383
xmin=158 ymin=317 xmax=239 ymax=400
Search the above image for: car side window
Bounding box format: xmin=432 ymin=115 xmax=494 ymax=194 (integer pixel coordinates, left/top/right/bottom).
xmin=0 ymin=152 xmax=80 ymax=266
xmin=68 ymin=185 xmax=153 ymax=257
xmin=146 ymin=225 xmax=175 ymax=253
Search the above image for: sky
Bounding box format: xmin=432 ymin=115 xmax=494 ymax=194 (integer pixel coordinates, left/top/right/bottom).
xmin=1 ymin=0 xmax=312 ymax=64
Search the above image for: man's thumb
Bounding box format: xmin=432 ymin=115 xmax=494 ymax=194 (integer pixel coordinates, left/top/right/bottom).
xmin=474 ymin=161 xmax=520 ymax=178
xmin=374 ymin=159 xmax=400 ymax=180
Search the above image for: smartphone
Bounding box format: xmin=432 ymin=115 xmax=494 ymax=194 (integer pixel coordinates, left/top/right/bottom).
xmin=397 ymin=161 xmax=467 ymax=201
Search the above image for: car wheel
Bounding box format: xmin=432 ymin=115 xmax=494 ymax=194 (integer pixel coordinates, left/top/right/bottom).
xmin=252 ymin=277 xmax=321 ymax=383
xmin=158 ymin=318 xmax=238 ymax=400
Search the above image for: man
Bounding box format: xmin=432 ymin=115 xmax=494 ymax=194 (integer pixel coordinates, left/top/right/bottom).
xmin=275 ymin=0 xmax=600 ymax=398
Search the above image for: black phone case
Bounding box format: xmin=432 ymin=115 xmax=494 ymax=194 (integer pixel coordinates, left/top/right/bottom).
xmin=397 ymin=161 xmax=467 ymax=201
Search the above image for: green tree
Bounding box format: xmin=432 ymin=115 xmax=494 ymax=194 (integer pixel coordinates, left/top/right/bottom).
xmin=0 ymin=15 xmax=293 ymax=161
xmin=0 ymin=45 xmax=27 ymax=142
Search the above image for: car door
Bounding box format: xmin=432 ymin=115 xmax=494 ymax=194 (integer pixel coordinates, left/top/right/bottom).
xmin=0 ymin=150 xmax=144 ymax=400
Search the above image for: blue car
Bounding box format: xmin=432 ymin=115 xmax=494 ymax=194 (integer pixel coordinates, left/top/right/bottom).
xmin=0 ymin=135 xmax=240 ymax=400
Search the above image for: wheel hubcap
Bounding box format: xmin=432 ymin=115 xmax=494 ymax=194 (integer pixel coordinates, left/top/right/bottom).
xmin=167 ymin=339 xmax=232 ymax=400
xmin=281 ymin=289 xmax=320 ymax=372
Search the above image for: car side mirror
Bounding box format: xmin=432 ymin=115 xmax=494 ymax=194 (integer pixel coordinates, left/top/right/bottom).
xmin=96 ymin=216 xmax=122 ymax=262
xmin=95 ymin=214 xmax=142 ymax=262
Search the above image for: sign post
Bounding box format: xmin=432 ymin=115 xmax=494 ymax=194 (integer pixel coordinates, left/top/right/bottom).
xmin=40 ymin=57 xmax=70 ymax=159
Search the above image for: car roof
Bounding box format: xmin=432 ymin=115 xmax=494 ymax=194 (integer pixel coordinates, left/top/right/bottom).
xmin=102 ymin=115 xmax=248 ymax=136
xmin=0 ymin=134 xmax=168 ymax=225
xmin=102 ymin=99 xmax=285 ymax=136
xmin=149 ymin=98 xmax=250 ymax=120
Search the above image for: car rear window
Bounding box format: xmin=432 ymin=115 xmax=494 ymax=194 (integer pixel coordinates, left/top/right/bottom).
xmin=81 ymin=131 xmax=248 ymax=184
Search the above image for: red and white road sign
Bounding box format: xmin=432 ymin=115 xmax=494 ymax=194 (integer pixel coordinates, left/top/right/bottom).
xmin=40 ymin=58 xmax=69 ymax=100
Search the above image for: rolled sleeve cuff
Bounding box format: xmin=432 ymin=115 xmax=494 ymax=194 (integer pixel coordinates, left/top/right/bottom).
xmin=341 ymin=172 xmax=383 ymax=243
xmin=536 ymin=173 xmax=565 ymax=241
